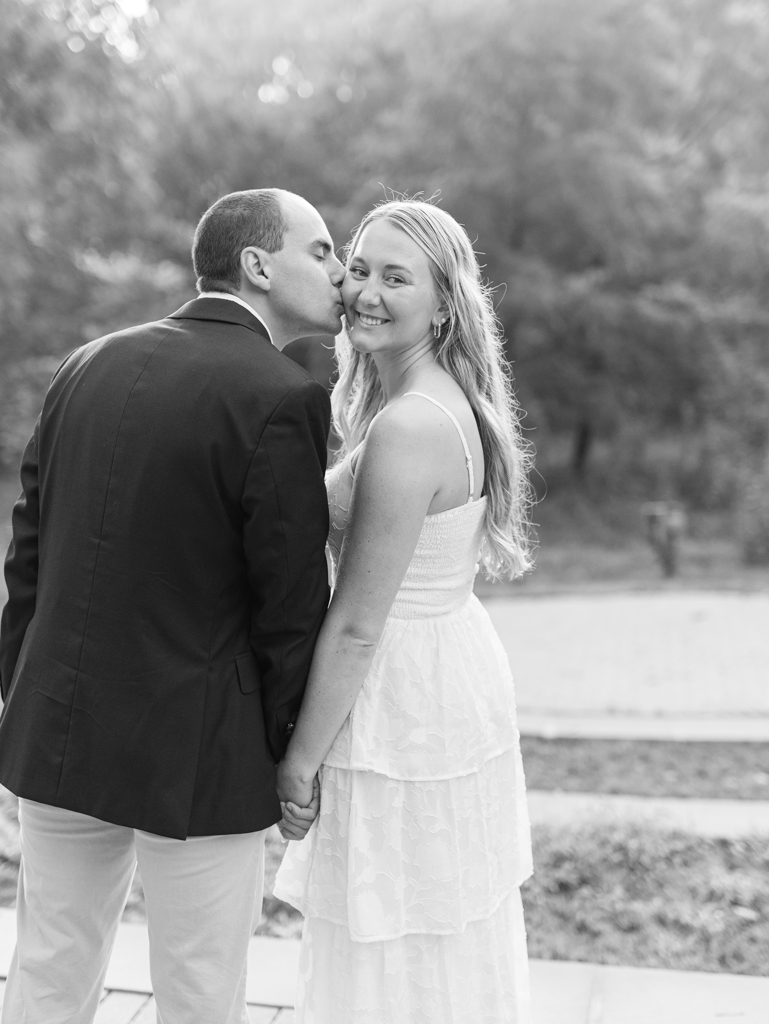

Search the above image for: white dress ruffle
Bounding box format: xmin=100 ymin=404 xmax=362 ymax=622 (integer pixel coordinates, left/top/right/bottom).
xmin=294 ymin=890 xmax=531 ymax=1024
xmin=323 ymin=592 xmax=523 ymax=781
xmin=275 ymin=443 xmax=532 ymax=1023
xmin=276 ymin=748 xmax=530 ymax=942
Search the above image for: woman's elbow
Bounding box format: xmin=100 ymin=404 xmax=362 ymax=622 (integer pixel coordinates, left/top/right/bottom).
xmin=334 ymin=619 xmax=382 ymax=653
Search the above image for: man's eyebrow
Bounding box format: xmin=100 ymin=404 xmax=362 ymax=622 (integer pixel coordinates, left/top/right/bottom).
xmin=312 ymin=239 xmax=333 ymax=255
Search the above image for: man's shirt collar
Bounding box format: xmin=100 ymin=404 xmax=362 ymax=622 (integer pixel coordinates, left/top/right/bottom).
xmin=197 ymin=292 xmax=273 ymax=346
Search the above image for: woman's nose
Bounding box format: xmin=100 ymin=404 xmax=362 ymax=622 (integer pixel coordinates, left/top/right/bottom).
xmin=358 ymin=277 xmax=381 ymax=306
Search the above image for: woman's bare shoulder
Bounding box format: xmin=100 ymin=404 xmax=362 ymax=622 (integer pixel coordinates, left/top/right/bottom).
xmin=366 ymin=394 xmax=448 ymax=450
xmin=353 ymin=398 xmax=447 ymax=499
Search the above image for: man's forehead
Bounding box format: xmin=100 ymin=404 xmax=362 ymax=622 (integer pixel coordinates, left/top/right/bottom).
xmin=279 ymin=192 xmax=331 ymax=244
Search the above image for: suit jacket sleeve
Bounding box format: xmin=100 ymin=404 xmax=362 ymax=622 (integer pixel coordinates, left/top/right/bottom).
xmin=243 ymin=377 xmax=331 ymax=762
xmin=0 ymin=419 xmax=41 ymax=701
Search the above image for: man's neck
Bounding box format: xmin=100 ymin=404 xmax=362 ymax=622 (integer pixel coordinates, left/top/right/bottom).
xmin=233 ymin=290 xmax=284 ymax=350
xmin=230 ymin=289 xmax=293 ymax=350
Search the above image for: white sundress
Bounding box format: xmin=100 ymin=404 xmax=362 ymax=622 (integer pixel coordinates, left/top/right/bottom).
xmin=274 ymin=392 xmax=533 ymax=1024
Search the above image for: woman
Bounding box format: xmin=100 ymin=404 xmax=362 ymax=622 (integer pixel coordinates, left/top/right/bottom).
xmin=274 ymin=198 xmax=534 ymax=1023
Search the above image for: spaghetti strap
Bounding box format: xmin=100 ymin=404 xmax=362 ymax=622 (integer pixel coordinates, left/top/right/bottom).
xmin=403 ymin=391 xmax=475 ymax=503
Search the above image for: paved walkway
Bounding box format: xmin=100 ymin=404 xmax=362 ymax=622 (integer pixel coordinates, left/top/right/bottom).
xmin=518 ymin=711 xmax=769 ymax=741
xmin=528 ymin=790 xmax=769 ymax=838
xmin=483 ymin=592 xmax=769 ymax=739
xmin=1 ymin=909 xmax=768 ymax=1024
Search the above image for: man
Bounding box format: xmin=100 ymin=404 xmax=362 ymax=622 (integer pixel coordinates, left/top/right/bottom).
xmin=0 ymin=188 xmax=344 ymax=1023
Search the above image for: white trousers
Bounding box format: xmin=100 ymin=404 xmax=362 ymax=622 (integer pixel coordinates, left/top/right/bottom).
xmin=2 ymin=799 xmax=266 ymax=1024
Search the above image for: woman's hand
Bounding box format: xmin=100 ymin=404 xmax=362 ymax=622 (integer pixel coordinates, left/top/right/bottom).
xmin=277 ymin=761 xmax=319 ymax=840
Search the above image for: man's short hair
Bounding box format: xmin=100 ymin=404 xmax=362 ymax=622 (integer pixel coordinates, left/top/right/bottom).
xmin=192 ymin=189 xmax=287 ymax=294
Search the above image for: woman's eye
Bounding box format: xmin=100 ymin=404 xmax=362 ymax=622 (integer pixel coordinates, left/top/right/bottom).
xmin=350 ymin=266 xmax=367 ymax=277
xmin=386 ymin=275 xmax=405 ymax=285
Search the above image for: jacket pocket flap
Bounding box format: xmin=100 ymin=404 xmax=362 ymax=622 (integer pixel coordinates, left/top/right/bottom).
xmin=235 ymin=653 xmax=260 ymax=695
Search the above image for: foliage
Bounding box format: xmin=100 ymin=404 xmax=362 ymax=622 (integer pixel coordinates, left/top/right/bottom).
xmin=2 ymin=0 xmax=769 ymax=532
xmin=0 ymin=0 xmax=182 ymax=368
xmin=0 ymin=356 xmax=61 ymax=468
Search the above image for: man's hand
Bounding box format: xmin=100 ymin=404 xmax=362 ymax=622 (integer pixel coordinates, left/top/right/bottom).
xmin=277 ymin=760 xmax=319 ymax=841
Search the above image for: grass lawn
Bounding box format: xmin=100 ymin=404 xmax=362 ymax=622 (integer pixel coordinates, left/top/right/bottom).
xmin=521 ymin=738 xmax=769 ymax=800
xmin=523 ymin=824 xmax=769 ymax=977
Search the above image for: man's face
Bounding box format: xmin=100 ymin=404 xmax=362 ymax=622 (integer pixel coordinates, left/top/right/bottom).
xmin=267 ymin=194 xmax=345 ymax=339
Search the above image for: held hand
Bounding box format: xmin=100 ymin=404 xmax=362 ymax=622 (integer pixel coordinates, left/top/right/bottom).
xmin=278 ymin=776 xmax=319 ymax=841
xmin=277 ymin=759 xmax=319 ymax=841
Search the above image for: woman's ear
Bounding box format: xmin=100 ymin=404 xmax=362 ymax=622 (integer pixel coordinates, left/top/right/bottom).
xmin=431 ymin=303 xmax=450 ymax=334
xmin=240 ymin=247 xmax=271 ymax=293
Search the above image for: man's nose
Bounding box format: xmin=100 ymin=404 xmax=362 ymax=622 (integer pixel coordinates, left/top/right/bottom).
xmin=329 ymin=255 xmax=345 ymax=286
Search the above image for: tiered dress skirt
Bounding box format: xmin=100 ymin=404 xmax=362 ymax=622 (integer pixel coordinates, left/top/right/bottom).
xmin=274 ymin=593 xmax=532 ymax=1024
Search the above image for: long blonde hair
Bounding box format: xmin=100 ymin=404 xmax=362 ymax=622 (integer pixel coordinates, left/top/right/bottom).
xmin=332 ymin=199 xmax=534 ymax=579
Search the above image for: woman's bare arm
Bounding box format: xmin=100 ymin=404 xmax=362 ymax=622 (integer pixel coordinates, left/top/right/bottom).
xmin=277 ymin=401 xmax=444 ymax=803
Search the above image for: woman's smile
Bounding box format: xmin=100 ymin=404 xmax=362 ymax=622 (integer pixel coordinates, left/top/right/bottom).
xmin=354 ymin=311 xmax=391 ymax=327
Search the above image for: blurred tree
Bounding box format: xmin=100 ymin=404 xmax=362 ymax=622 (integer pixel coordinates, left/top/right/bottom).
xmin=2 ymin=0 xmax=768 ymax=534
xmin=0 ymin=0 xmax=178 ymax=369
xmin=0 ymin=356 xmax=61 ymax=468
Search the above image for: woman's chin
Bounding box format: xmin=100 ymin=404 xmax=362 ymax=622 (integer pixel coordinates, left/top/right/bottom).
xmin=341 ymin=318 xmax=368 ymax=351
xmin=347 ymin=328 xmax=378 ymax=354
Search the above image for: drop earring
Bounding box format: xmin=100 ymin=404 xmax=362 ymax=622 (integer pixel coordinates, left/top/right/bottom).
xmin=433 ymin=320 xmax=444 ymax=338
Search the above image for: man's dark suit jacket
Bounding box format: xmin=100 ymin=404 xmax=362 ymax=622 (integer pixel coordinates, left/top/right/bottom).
xmin=0 ymin=297 xmax=331 ymax=839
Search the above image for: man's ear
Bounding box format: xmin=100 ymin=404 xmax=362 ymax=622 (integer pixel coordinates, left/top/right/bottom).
xmin=240 ymin=246 xmax=271 ymax=293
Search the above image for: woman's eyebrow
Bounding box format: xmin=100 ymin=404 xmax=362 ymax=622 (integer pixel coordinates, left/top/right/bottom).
xmin=348 ymin=256 xmax=412 ymax=274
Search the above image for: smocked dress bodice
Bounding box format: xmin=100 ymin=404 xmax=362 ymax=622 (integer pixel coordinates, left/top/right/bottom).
xmin=326 ymin=445 xmax=487 ymax=619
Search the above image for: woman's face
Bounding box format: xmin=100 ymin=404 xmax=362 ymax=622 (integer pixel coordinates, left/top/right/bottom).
xmin=342 ymin=219 xmax=443 ymax=356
